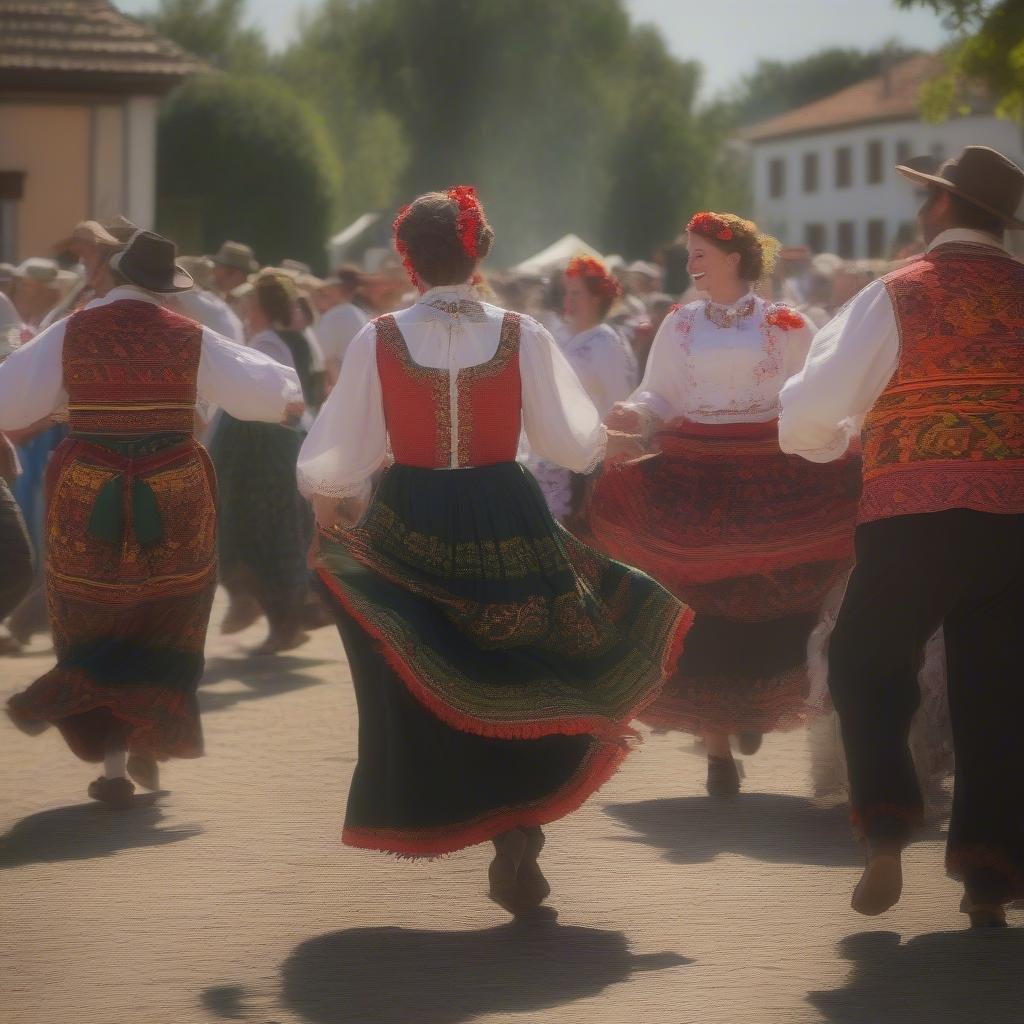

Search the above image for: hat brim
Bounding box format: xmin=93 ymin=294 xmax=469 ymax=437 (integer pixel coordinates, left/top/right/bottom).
xmin=212 ymin=256 xmax=259 ymax=273
xmin=109 ymin=251 xmax=195 ymax=293
xmin=896 ymin=164 xmax=1024 ymax=229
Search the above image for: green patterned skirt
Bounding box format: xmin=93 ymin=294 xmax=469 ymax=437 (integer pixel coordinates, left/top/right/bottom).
xmin=315 ymin=461 xmax=690 ymax=857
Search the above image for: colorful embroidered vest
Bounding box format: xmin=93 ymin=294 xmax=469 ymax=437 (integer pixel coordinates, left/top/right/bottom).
xmin=63 ymin=299 xmax=202 ymax=438
xmin=375 ymin=311 xmax=522 ymax=469
xmin=859 ymin=243 xmax=1024 ymax=523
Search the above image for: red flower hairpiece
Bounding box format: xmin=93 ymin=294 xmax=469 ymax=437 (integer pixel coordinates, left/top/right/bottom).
xmin=446 ymin=185 xmax=483 ymax=260
xmin=565 ymin=254 xmax=622 ymax=302
xmin=687 ymin=211 xmax=734 ymax=242
xmin=764 ymin=305 xmax=806 ymax=331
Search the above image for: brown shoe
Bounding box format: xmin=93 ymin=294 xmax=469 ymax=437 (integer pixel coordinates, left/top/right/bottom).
xmin=852 ymin=847 xmax=903 ymax=916
xmin=87 ymin=776 xmax=135 ymax=809
xmin=127 ymin=753 xmax=160 ymax=791
xmin=706 ymin=755 xmax=740 ymax=797
xmin=488 ymin=829 xmax=528 ymax=915
xmin=960 ymin=894 xmax=1008 ymax=928
xmin=737 ymin=732 xmax=763 ymax=755
xmin=516 ymin=826 xmax=552 ymax=911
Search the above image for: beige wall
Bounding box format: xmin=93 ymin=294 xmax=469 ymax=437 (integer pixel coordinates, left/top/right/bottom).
xmin=0 ymin=103 xmax=91 ymax=261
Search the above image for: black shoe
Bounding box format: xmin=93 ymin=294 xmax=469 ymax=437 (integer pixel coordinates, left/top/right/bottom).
xmin=706 ymin=755 xmax=740 ymax=797
xmin=737 ymin=732 xmax=763 ymax=755
xmin=87 ymin=776 xmax=135 ymax=808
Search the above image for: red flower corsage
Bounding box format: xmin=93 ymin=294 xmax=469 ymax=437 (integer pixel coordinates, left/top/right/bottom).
xmin=764 ymin=305 xmax=806 ymax=331
xmin=687 ymin=211 xmax=734 ymax=242
xmin=565 ymin=254 xmax=622 ymax=302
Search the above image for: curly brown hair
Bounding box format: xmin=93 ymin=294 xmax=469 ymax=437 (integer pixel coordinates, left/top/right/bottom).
xmin=395 ymin=192 xmax=495 ymax=287
xmin=252 ymin=270 xmax=297 ymax=328
xmin=686 ymin=212 xmax=780 ymax=284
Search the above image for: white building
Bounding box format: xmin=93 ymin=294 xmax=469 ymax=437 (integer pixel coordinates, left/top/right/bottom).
xmin=744 ymin=54 xmax=1024 ymax=259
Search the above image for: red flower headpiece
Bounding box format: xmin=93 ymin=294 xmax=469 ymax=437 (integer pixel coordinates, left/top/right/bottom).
xmin=446 ymin=185 xmax=483 ymax=260
xmin=565 ymin=254 xmax=621 ymax=302
xmin=687 ymin=211 xmax=734 ymax=242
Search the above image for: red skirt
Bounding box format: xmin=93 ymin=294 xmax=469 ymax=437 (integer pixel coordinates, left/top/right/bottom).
xmin=588 ymin=419 xmax=860 ymax=734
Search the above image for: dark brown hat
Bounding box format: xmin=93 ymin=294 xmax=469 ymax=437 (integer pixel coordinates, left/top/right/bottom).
xmin=212 ymin=240 xmax=259 ymax=273
xmin=109 ymin=230 xmax=193 ymax=293
xmin=897 ymin=145 xmax=1024 ymax=229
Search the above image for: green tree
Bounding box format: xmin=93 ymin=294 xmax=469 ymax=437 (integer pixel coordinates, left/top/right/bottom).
xmin=895 ymin=0 xmax=1024 ymax=122
xmin=141 ymin=0 xmax=270 ymax=74
xmin=156 ymin=75 xmax=341 ymax=270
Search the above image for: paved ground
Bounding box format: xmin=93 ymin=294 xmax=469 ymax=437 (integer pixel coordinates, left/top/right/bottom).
xmin=2 ymin=592 xmax=1022 ymax=1024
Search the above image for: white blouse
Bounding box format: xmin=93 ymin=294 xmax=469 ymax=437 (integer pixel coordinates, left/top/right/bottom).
xmin=624 ymin=293 xmax=814 ymax=426
xmin=562 ymin=323 xmax=639 ymax=418
xmin=297 ymin=284 xmax=607 ymax=500
xmin=0 ymin=286 xmax=302 ymax=431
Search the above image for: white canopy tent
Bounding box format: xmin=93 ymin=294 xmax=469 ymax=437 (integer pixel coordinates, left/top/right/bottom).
xmin=511 ymin=234 xmax=603 ymax=276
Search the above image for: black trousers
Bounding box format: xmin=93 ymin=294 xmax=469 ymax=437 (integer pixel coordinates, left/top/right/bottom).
xmin=0 ymin=480 xmax=33 ymax=621
xmin=828 ymin=509 xmax=1024 ymax=904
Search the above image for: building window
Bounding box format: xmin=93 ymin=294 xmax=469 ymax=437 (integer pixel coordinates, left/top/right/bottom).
xmin=0 ymin=171 xmax=23 ymax=264
xmin=896 ymin=140 xmax=913 ymax=166
xmin=805 ymin=223 xmax=827 ymax=254
xmin=867 ymin=219 xmax=887 ymax=258
xmin=837 ymin=221 xmax=856 ymax=258
xmin=835 ymin=146 xmax=853 ymax=188
xmin=769 ymin=158 xmax=786 ymax=199
xmin=867 ymin=140 xmax=884 ymax=184
xmin=803 ymin=153 xmax=820 ymax=193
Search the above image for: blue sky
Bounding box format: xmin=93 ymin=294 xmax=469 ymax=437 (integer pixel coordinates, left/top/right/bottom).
xmin=119 ymin=0 xmax=950 ymax=98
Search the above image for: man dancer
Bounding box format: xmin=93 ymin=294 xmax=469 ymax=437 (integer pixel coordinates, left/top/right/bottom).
xmin=779 ymin=146 xmax=1024 ymax=929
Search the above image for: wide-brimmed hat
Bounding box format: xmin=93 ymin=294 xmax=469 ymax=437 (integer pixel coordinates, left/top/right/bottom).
xmin=54 ymin=220 xmax=123 ymax=255
xmin=15 ymin=257 xmax=59 ymax=284
xmin=105 ymin=215 xmax=140 ymax=244
xmin=109 ymin=231 xmax=193 ymax=293
xmin=211 ymin=240 xmax=259 ymax=273
xmin=897 ymin=145 xmax=1024 ymax=229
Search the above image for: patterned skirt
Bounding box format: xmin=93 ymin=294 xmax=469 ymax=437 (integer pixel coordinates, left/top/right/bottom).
xmin=315 ymin=461 xmax=691 ymax=857
xmin=588 ymin=420 xmax=861 ymax=735
xmin=6 ymin=435 xmax=217 ymax=761
xmin=209 ymin=415 xmax=310 ymax=628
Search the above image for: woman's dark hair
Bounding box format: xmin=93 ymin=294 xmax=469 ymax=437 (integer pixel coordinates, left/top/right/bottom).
xmin=395 ymin=192 xmax=494 ymax=287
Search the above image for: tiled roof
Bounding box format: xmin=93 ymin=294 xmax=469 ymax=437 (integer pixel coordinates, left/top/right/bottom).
xmin=743 ymin=54 xmax=983 ymax=143
xmin=0 ymin=0 xmax=208 ymax=94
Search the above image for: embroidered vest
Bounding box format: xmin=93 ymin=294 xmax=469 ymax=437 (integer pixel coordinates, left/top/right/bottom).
xmin=859 ymin=243 xmax=1024 ymax=523
xmin=375 ymin=311 xmax=522 ymax=469
xmin=63 ymin=300 xmax=202 ymax=437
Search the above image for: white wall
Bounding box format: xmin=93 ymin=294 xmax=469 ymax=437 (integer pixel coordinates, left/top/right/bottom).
xmin=751 ymin=115 xmax=1024 ymax=257
xmin=124 ymin=95 xmax=159 ymax=230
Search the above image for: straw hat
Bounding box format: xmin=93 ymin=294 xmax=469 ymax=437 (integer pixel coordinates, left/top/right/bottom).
xmin=211 ymin=240 xmax=259 ymax=273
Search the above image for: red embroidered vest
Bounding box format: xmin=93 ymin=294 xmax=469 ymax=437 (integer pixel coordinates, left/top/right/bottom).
xmin=375 ymin=311 xmax=522 ymax=468
xmin=63 ymin=300 xmax=202 ymax=437
xmin=859 ymin=243 xmax=1024 ymax=522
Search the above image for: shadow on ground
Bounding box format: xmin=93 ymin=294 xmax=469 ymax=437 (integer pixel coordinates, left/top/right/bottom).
xmin=809 ymin=928 xmax=1024 ymax=1023
xmin=202 ymin=921 xmax=691 ymax=1024
xmin=198 ymin=654 xmax=332 ymax=714
xmin=0 ymin=794 xmax=200 ymax=869
xmin=605 ymin=793 xmax=942 ymax=867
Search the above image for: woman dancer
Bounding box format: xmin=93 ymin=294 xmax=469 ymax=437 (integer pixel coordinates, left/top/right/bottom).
xmin=211 ymin=271 xmax=324 ymax=654
xmin=591 ymin=212 xmax=860 ymax=796
xmin=524 ymin=256 xmax=638 ymax=526
xmin=298 ymin=187 xmax=690 ymax=915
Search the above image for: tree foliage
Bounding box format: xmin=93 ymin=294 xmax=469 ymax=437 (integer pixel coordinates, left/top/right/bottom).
xmin=896 ymin=0 xmax=1024 ymax=123
xmin=157 ymin=75 xmax=340 ymax=269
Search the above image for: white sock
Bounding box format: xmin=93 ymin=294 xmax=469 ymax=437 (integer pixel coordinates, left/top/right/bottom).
xmin=103 ymin=749 xmax=128 ymax=779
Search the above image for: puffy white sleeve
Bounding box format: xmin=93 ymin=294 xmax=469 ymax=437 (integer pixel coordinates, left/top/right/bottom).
xmin=0 ymin=318 xmax=68 ymax=430
xmin=780 ymin=311 xmax=816 ymax=379
xmin=197 ymin=327 xmax=302 ymax=422
xmin=296 ymin=321 xmax=386 ymax=500
xmin=779 ymin=280 xmax=900 ymax=462
xmin=621 ymin=309 xmax=687 ymax=423
xmin=520 ymin=318 xmax=606 ymax=473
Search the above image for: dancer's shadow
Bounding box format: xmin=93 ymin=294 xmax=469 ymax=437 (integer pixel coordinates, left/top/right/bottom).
xmin=809 ymin=929 xmax=1024 ymax=1023
xmin=198 ymin=654 xmax=332 ymax=714
xmin=0 ymin=794 xmax=200 ymax=870
xmin=605 ymin=793 xmax=940 ymax=867
xmin=238 ymin=921 xmax=692 ymax=1024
